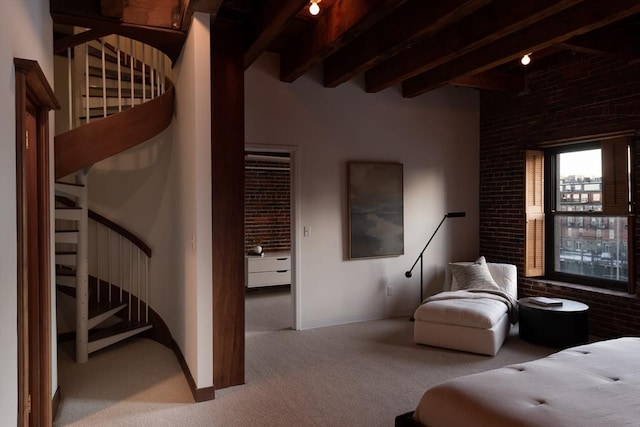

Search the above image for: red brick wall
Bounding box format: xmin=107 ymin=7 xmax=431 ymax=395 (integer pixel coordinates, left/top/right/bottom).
xmin=244 ymin=158 xmax=291 ymax=253
xmin=479 ymin=53 xmax=640 ymax=338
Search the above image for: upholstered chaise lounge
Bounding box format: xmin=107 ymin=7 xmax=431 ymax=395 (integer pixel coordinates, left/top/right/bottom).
xmin=413 ymin=257 xmax=517 ymax=356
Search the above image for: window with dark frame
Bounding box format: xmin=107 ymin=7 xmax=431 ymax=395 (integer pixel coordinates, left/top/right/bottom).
xmin=542 ymin=139 xmax=630 ymax=291
xmin=524 ymin=136 xmax=634 ymax=293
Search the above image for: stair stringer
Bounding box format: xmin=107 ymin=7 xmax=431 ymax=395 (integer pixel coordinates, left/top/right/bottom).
xmin=54 ymin=83 xmax=174 ymax=180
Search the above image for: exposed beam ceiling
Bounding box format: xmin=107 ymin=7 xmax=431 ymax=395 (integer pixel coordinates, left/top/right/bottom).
xmin=279 ymin=0 xmax=408 ymax=82
xmin=323 ymin=0 xmax=492 ymax=88
xmin=50 ymin=0 xmax=640 ymax=97
xmin=401 ymin=0 xmax=640 ymax=98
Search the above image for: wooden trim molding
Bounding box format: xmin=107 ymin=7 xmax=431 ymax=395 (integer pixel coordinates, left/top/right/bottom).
xmin=14 ymin=60 xmax=61 ymax=110
xmin=14 ymin=58 xmax=60 ymax=427
xmin=536 ymin=129 xmax=636 ymax=148
xmin=52 ymin=386 xmax=61 ymax=421
xmin=170 ymin=340 xmax=215 ymax=402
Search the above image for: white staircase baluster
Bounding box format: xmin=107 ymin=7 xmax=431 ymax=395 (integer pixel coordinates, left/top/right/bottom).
xmin=119 ymin=235 xmax=123 ymax=302
xmin=85 ymin=43 xmax=90 ymax=124
xmin=137 ymin=249 xmax=141 ymax=322
xmin=160 ymin=55 xmax=165 ymax=95
xmin=130 ymin=38 xmax=134 ymax=107
xmin=150 ymin=48 xmax=155 ymax=100
xmin=75 ymin=172 xmax=89 ymax=363
xmin=128 ymin=242 xmax=132 ymax=322
xmin=108 ymin=230 xmax=112 ymax=303
xmin=96 ymin=223 xmax=100 ymax=303
xmin=142 ymin=43 xmax=147 ymax=104
xmin=67 ymin=47 xmax=73 ymax=130
xmin=101 ymin=38 xmax=107 ymax=118
xmin=117 ymin=36 xmax=122 ymax=112
xmin=146 ymin=256 xmax=149 ymax=322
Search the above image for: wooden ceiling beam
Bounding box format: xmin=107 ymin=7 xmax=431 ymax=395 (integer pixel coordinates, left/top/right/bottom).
xmin=451 ymin=71 xmax=525 ymax=92
xmin=180 ymin=0 xmax=224 ymax=31
xmin=365 ymin=0 xmax=583 ymax=93
xmin=279 ymin=0 xmax=407 ymax=83
xmin=558 ymin=27 xmax=640 ymax=58
xmin=55 ymin=0 xmax=182 ymax=29
xmin=244 ymin=0 xmax=308 ymax=69
xmin=100 ymin=0 xmax=125 ymax=19
xmin=402 ymin=0 xmax=640 ymax=98
xmin=122 ymin=0 xmax=181 ymax=30
xmin=323 ymin=0 xmax=491 ymax=88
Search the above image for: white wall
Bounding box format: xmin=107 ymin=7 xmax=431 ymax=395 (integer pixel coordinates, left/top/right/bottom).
xmin=88 ymin=13 xmax=213 ymax=389
xmin=245 ymin=54 xmax=480 ymax=329
xmin=0 ymin=0 xmax=56 ymax=424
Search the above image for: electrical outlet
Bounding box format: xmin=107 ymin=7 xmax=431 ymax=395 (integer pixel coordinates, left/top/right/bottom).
xmin=386 ymin=286 xmax=393 ymax=296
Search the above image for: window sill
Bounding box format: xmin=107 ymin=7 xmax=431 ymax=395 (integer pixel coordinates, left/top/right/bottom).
xmin=525 ymin=278 xmax=638 ymax=300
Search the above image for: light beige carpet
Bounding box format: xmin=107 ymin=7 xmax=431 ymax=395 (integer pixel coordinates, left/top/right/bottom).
xmin=55 ymin=289 xmax=555 ymax=426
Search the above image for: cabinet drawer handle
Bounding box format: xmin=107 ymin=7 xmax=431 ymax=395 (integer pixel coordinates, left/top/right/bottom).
xmin=276 ymin=270 xmax=288 ymax=273
xmin=276 ymin=258 xmax=288 ymax=261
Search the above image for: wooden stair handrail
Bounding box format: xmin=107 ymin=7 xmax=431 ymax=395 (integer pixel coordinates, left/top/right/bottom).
xmin=54 ymin=81 xmax=174 ymax=179
xmin=54 ymin=29 xmax=112 ymax=54
xmin=56 ymin=196 xmax=152 ymax=257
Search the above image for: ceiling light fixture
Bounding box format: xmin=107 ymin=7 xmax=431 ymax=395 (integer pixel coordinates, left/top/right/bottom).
xmin=309 ymin=0 xmax=321 ymax=16
xmin=521 ymin=53 xmax=532 ymax=66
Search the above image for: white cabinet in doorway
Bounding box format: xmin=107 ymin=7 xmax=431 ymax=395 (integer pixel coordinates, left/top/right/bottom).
xmin=245 ymin=251 xmax=291 ymax=288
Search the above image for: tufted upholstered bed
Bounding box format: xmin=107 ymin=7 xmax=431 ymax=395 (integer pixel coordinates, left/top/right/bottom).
xmin=395 ymin=337 xmax=640 ymax=427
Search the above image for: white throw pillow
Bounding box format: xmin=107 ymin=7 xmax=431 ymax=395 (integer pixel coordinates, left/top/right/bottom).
xmin=449 ymin=256 xmax=500 ymax=291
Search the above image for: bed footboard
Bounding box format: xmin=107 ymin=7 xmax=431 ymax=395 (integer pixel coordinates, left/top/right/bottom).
xmin=395 ymin=411 xmax=421 ymax=427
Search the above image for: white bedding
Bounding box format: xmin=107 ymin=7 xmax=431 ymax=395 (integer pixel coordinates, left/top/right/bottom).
xmin=412 ymin=337 xmax=640 ymax=427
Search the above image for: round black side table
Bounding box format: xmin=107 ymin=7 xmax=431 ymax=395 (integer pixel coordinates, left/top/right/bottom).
xmin=519 ymin=297 xmax=589 ymax=348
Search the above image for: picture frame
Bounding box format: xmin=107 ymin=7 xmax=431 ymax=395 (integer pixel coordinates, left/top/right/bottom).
xmin=348 ymin=162 xmax=404 ymax=259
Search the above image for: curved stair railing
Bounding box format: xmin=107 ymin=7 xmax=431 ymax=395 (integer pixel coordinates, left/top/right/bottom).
xmin=56 ymin=193 xmax=153 ymax=356
xmin=54 ymin=32 xmax=174 ymax=179
xmin=54 ymin=31 xmax=173 ymax=363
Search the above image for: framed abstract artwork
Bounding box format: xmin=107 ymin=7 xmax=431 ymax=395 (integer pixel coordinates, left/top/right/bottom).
xmin=348 ymin=162 xmax=404 ymax=259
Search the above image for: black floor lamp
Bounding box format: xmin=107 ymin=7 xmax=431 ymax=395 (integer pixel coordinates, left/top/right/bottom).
xmin=405 ymin=212 xmax=466 ymax=307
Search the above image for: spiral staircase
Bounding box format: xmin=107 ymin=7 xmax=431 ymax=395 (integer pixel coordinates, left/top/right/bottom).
xmin=53 ymin=32 xmax=174 ymax=363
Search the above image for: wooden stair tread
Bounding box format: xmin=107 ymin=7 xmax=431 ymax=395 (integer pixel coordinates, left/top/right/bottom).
xmin=86 ymin=87 xmax=145 ymax=98
xmin=56 ymin=285 xmax=76 ymax=297
xmin=87 ymin=66 xmax=149 ymax=84
xmin=88 ymin=321 xmax=151 ymax=342
xmin=54 ymin=181 xmax=84 ymax=187
xmin=88 ymin=300 xmax=126 ymax=318
xmin=56 ymin=265 xmax=75 ymax=275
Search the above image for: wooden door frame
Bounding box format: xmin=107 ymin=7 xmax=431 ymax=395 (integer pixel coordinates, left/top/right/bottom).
xmin=14 ymin=58 xmax=60 ymax=427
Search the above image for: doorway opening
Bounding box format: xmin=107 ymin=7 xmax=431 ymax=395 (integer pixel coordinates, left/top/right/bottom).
xmin=244 ymin=146 xmax=300 ymax=332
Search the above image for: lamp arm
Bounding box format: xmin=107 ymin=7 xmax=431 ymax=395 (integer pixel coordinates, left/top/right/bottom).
xmin=405 ymin=214 xmax=447 ymax=278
